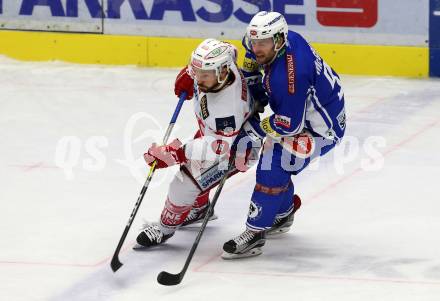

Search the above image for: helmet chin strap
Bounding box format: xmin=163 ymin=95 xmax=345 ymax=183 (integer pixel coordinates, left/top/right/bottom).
xmin=201 ymin=68 xmax=231 ymax=93
xmin=209 ymin=66 xmax=230 ymax=92
xmin=216 ymin=65 xmax=230 ymax=85
xmin=267 ymin=35 xmax=286 ymax=65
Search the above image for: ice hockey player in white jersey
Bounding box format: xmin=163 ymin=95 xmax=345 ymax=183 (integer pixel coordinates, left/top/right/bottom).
xmin=135 ymin=39 xmax=263 ymax=248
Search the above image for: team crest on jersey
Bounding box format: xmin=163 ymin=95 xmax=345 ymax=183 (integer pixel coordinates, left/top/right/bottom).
xmin=281 ymin=130 xmax=315 ymax=159
xmin=286 ymin=54 xmax=295 ymax=94
xmin=248 ymin=200 xmax=262 ymax=221
xmin=274 ymin=115 xmax=291 ymax=129
xmin=200 ymin=95 xmax=209 ymax=119
xmin=211 ymin=139 xmax=230 ymax=155
xmin=215 ymin=116 xmax=236 ymax=135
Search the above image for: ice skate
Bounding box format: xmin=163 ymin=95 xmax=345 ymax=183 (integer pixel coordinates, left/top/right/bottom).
xmin=266 ymin=194 xmax=302 ymax=237
xmin=182 ymin=202 xmax=218 ymax=227
xmin=221 ymin=229 xmax=266 ymax=259
xmin=133 ymin=223 xmax=174 ymax=250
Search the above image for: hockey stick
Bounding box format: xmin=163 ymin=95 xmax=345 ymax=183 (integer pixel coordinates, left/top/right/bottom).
xmin=110 ymin=92 xmax=187 ymax=272
xmin=157 ymin=106 xmax=258 ymax=286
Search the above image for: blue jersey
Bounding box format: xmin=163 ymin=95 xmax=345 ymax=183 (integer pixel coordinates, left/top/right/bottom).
xmin=243 ymin=31 xmax=346 ymax=142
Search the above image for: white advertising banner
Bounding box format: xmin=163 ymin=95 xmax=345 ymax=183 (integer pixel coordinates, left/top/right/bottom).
xmin=0 ymin=0 xmax=103 ymax=33
xmin=0 ymin=0 xmax=430 ymax=46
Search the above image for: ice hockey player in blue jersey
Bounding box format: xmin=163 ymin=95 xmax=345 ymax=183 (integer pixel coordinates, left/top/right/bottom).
xmin=222 ymin=11 xmax=346 ymax=259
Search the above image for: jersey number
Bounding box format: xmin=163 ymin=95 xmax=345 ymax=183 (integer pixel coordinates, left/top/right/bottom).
xmin=323 ymin=62 xmax=344 ymax=101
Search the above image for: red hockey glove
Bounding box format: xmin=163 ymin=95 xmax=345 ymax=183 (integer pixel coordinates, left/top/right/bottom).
xmin=144 ymin=139 xmax=187 ymax=169
xmin=174 ymin=66 xmax=194 ymax=100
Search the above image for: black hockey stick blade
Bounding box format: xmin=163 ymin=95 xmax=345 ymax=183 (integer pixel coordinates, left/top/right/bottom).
xmin=157 ymin=271 xmax=182 ymax=286
xmin=110 ymin=256 xmax=123 ymax=272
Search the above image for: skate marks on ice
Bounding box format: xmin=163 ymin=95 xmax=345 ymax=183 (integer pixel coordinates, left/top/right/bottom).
xmin=195 ymin=234 xmax=440 ymax=285
xmin=47 ymin=226 xmax=221 ymax=301
xmin=46 ymin=243 xmax=185 ymax=301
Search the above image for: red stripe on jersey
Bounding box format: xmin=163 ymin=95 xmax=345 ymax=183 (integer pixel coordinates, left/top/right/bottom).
xmin=214 ymin=129 xmax=240 ymax=137
xmin=238 ymin=69 xmax=248 ymax=101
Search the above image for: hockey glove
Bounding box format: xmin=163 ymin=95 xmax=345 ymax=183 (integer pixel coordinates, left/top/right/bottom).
xmin=144 ymin=139 xmax=187 ymax=169
xmin=232 ymin=118 xmax=264 ymax=172
xmin=174 ymin=66 xmax=194 ymax=100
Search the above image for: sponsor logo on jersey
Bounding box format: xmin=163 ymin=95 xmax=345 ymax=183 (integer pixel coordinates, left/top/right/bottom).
xmin=215 ymin=116 xmax=236 ymax=134
xmin=337 ymin=108 xmax=346 ymax=130
xmin=260 ymin=117 xmax=283 ymax=139
xmin=264 ymin=67 xmax=272 ymax=95
xmin=160 ymin=198 xmax=192 ymax=225
xmin=200 ymin=95 xmax=209 ymax=119
xmin=242 ymin=57 xmax=259 ymax=73
xmin=286 ymin=54 xmax=295 ymax=94
xmin=198 ymin=167 xmax=227 ymax=190
xmin=274 ymin=115 xmax=291 ymax=129
xmin=260 ymin=116 xmax=277 ymax=137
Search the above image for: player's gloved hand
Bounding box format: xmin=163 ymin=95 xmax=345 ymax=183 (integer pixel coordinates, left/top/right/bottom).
xmin=144 ymin=138 xmax=187 ymax=169
xmin=174 ymin=66 xmax=194 ymax=100
xmin=253 ymin=99 xmax=266 ymax=114
xmin=232 ymin=119 xmax=264 ymax=172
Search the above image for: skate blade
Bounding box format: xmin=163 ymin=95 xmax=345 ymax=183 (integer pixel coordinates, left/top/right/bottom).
xmin=133 ymin=243 xmax=165 ymax=251
xmin=133 ymin=243 xmax=150 ymax=250
xmin=181 ymin=214 xmax=218 ymax=227
xmin=221 ymin=247 xmax=263 ymax=260
xmin=266 ymin=227 xmax=291 ymax=237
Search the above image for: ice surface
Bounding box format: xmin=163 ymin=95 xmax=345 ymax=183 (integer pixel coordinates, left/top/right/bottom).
xmin=1 ymin=56 xmax=440 ymax=301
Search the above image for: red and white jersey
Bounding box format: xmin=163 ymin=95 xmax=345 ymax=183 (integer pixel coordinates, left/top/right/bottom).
xmin=184 ymin=63 xmax=251 ymax=167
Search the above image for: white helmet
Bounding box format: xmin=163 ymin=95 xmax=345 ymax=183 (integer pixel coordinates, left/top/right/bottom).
xmin=246 ymin=11 xmax=288 ymax=51
xmin=190 ymin=39 xmax=237 ymax=84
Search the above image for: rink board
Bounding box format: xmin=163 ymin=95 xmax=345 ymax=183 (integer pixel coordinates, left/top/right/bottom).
xmin=0 ymin=30 xmax=429 ymax=77
xmin=0 ymin=0 xmax=430 ymax=46
xmin=0 ymin=0 xmax=438 ymax=76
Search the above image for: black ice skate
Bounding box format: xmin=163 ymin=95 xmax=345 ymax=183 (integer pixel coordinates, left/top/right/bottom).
xmin=221 ymin=229 xmax=266 ymax=259
xmin=181 ymin=202 xmax=218 ymax=227
xmin=266 ymin=194 xmax=302 ymax=237
xmin=134 ymin=223 xmax=174 ymax=249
